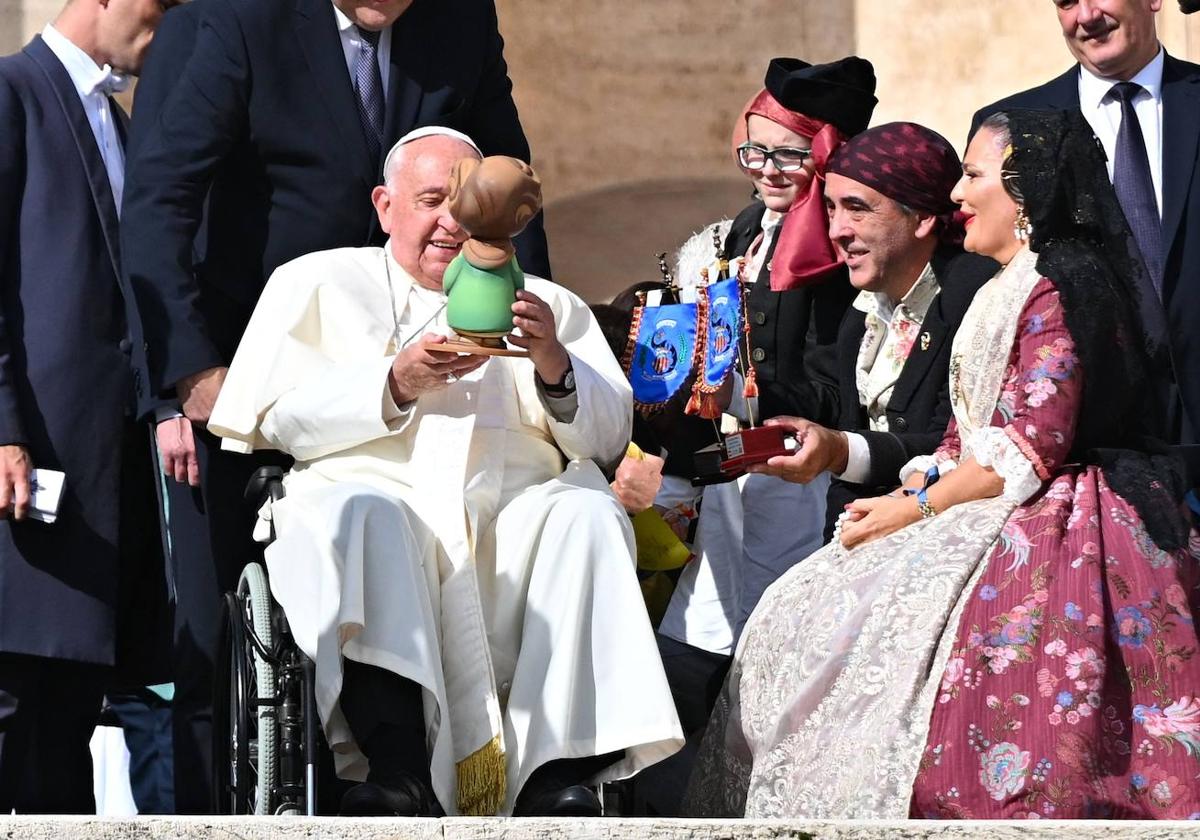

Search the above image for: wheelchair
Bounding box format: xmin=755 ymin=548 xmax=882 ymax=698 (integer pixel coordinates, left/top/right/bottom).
xmin=210 ymin=467 xmax=634 ymax=817
xmin=211 ymin=466 xmax=321 ymax=816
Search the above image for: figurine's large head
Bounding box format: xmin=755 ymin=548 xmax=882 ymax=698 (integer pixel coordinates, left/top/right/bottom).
xmin=448 ymin=156 xmax=542 ymax=268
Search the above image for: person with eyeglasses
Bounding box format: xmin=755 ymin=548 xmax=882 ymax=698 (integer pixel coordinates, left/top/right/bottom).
xmin=629 ymin=56 xmax=877 ymax=816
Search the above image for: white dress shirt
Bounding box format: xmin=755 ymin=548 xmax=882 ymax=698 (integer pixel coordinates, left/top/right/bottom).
xmin=742 ymin=209 xmax=783 ymax=284
xmin=331 ymin=3 xmax=392 ymax=97
xmin=40 ymin=24 xmax=127 ymax=213
xmin=1077 ymin=46 xmax=1165 ymax=216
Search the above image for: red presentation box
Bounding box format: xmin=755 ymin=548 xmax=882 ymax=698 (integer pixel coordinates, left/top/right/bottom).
xmin=720 ymin=425 xmax=794 ymax=475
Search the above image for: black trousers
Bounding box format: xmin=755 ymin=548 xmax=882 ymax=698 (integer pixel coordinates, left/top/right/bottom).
xmin=340 ymin=658 xmax=430 ymax=785
xmin=0 ymin=653 xmax=106 ymax=813
xmin=339 ymin=659 xmax=620 ymax=810
xmin=628 ymin=634 xmax=731 ymax=816
xmin=164 ymin=427 xmax=289 ymax=813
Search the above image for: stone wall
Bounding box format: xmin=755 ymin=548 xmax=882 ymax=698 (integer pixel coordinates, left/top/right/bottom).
xmin=496 ymin=1 xmax=1200 ymax=299
xmin=858 ymin=2 xmax=1200 ymax=154
xmin=3 ymin=0 xmax=1198 ymax=299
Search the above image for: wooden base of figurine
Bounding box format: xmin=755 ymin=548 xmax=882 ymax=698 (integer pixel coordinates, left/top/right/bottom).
xmin=439 ymin=331 xmax=530 ymax=357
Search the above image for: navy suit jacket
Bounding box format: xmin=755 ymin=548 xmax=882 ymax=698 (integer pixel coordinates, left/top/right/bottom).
xmin=971 ymin=56 xmax=1200 ymax=446
xmin=123 ymin=0 xmax=548 ymax=398
xmin=0 ymin=37 xmax=156 ymax=665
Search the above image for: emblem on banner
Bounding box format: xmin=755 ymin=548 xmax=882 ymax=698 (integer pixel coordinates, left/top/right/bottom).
xmin=624 ymin=302 xmax=698 ymax=413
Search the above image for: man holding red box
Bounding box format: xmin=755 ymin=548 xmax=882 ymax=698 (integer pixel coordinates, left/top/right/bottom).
xmin=750 ymin=122 xmax=996 ymax=539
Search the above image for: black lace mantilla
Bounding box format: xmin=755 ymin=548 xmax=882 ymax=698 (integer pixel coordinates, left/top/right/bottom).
xmin=1005 ymin=109 xmax=1189 ymax=550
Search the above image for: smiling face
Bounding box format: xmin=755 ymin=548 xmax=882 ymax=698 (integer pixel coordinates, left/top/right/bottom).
xmin=743 ymin=114 xmax=815 ymax=212
xmin=952 ymin=127 xmax=1023 ymax=265
xmin=373 ymin=136 xmax=479 ymax=290
xmin=824 ymin=173 xmax=938 ymax=301
xmin=1055 ymin=0 xmax=1162 ymax=80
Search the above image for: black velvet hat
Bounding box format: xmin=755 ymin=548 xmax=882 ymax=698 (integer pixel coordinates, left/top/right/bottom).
xmin=764 ymin=56 xmax=878 ymax=137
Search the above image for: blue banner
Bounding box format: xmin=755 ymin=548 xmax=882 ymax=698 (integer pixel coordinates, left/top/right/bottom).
xmin=627 ymin=303 xmax=698 ymax=409
xmin=701 ymin=278 xmax=741 ymax=390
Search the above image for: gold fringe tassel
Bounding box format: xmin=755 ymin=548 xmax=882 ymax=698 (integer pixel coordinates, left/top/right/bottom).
xmin=455 ymin=734 xmax=506 ymax=816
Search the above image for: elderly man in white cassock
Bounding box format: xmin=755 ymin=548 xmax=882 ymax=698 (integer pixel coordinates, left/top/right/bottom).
xmin=207 ymin=127 xmax=683 ymax=817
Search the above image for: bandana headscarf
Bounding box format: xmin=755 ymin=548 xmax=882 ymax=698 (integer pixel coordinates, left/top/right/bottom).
xmin=826 ymin=122 xmax=966 ymax=245
xmin=731 ymin=90 xmax=847 ymax=291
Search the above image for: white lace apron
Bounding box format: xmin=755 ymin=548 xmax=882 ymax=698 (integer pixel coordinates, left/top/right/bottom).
xmin=686 ymin=248 xmax=1046 ymax=818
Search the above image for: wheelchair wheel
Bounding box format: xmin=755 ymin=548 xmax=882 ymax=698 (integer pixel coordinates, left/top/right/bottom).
xmin=213 ymin=564 xmax=279 ymax=814
xmin=239 ymin=563 xmax=279 ymax=814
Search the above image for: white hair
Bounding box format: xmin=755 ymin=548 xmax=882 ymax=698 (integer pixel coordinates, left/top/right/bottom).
xmin=382 ymin=126 xmax=483 ymax=185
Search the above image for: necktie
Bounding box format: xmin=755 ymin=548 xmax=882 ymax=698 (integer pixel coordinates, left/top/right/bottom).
xmin=89 ymin=65 xmax=130 ymax=97
xmin=1109 ymin=81 xmax=1164 ymax=295
xmin=88 ymin=66 xmax=128 ymax=214
xmin=353 ymin=26 xmax=384 ymax=163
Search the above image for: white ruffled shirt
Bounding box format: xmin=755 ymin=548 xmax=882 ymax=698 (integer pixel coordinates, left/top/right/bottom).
xmin=837 ymin=264 xmax=940 ymax=484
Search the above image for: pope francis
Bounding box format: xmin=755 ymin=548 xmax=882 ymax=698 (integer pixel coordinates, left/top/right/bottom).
xmin=207 ymin=127 xmax=683 ymax=817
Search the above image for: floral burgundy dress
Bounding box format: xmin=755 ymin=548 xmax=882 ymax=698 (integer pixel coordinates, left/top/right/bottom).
xmin=910 ymin=283 xmax=1200 ymax=818
xmin=686 ymin=246 xmax=1200 ymax=819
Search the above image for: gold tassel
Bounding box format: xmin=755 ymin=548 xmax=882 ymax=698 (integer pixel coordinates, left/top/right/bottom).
xmin=456 ymin=734 xmax=506 ymax=816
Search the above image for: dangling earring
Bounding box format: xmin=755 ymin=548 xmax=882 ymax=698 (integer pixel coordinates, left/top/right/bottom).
xmin=1014 ymin=204 xmax=1032 ymax=242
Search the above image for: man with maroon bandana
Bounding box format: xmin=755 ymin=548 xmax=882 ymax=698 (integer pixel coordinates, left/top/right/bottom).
xmin=751 ymin=122 xmax=996 ymax=538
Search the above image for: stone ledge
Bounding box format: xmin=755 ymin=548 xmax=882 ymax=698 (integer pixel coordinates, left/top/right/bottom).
xmin=2 ymin=817 xmax=1200 ymax=840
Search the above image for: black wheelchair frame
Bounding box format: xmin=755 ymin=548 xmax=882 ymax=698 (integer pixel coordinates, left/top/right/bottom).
xmin=211 ymin=466 xmax=321 ymax=816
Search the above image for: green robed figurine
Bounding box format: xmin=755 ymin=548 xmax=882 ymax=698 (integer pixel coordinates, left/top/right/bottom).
xmin=443 ymin=155 xmax=543 ymax=352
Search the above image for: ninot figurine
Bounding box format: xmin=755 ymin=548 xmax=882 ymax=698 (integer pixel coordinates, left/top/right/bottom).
xmin=443 ymin=155 xmax=543 ymax=352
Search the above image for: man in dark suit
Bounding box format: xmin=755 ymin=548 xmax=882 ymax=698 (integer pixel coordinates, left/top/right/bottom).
xmin=0 ymin=0 xmax=171 ymax=812
xmin=120 ymin=0 xmax=547 ymax=812
xmin=752 ymin=123 xmax=995 ymax=539
xmin=971 ymin=0 xmax=1200 ymax=457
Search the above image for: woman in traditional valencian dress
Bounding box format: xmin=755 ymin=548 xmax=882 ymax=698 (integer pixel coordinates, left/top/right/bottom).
xmin=686 ymin=109 xmax=1200 ymax=819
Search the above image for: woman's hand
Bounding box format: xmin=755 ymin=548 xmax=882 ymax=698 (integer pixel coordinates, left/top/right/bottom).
xmin=839 ymin=494 xmax=922 ymax=550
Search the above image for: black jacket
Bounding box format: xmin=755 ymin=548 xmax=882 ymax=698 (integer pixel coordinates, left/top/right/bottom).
xmin=663 ymin=201 xmax=856 ymax=477
xmin=0 ymin=38 xmax=162 ymax=666
xmin=122 ymin=0 xmax=548 ymax=402
xmin=821 ymin=250 xmax=995 ymax=537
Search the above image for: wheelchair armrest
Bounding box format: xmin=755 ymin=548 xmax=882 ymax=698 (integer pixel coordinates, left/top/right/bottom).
xmin=244 ymin=466 xmax=285 ymax=513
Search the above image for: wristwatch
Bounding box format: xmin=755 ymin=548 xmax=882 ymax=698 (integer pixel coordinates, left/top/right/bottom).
xmin=541 ymin=366 xmax=575 ymax=397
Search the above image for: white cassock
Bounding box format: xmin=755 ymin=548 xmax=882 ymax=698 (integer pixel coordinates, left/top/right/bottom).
xmin=208 ymin=245 xmax=683 ymax=815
